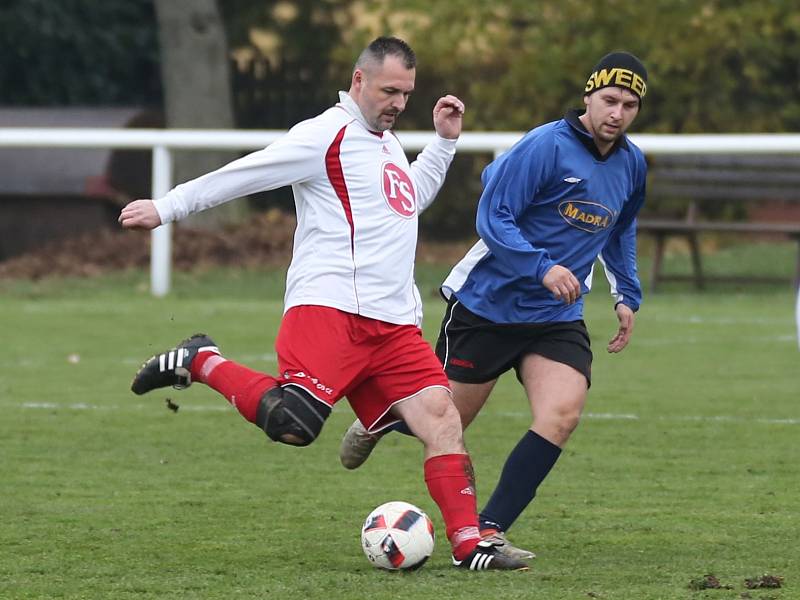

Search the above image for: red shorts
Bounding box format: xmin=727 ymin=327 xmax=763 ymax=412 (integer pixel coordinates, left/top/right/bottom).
xmin=275 ymin=305 xmax=450 ymax=432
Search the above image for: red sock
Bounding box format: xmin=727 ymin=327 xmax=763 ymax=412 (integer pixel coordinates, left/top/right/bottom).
xmin=424 ymin=453 xmax=481 ymax=560
xmin=190 ymin=351 xmax=278 ymax=423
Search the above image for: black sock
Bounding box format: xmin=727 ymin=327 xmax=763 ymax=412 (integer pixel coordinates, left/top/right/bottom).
xmin=479 ymin=430 xmax=562 ymax=532
xmin=387 ymin=421 xmax=413 ymax=436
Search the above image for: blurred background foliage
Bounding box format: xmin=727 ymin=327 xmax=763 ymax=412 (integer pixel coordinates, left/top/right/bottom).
xmin=2 ymin=0 xmax=799 ymax=237
xmin=5 ymin=0 xmax=799 ymax=132
xmin=0 ymin=0 xmax=162 ymax=106
xmin=360 ymin=0 xmax=800 ymax=133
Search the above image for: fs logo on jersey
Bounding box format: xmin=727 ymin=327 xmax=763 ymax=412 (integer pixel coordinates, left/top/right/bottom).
xmin=558 ymin=200 xmax=614 ymax=233
xmin=382 ymin=162 xmax=416 ymax=218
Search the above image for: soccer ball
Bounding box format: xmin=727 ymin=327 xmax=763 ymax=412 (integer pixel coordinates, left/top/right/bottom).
xmin=360 ymin=501 xmax=435 ymax=571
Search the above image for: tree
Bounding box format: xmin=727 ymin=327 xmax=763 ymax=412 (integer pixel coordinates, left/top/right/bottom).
xmin=0 ymin=0 xmax=161 ymax=106
xmin=154 ymin=0 xmax=241 ymax=226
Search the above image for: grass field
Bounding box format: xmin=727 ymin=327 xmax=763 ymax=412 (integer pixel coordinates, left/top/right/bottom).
xmin=1 ymin=242 xmax=797 ymax=599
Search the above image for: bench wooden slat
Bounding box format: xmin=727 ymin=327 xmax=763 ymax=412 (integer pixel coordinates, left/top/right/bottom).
xmin=651 ymin=154 xmax=800 ymax=169
xmin=651 ymin=168 xmax=800 ymax=185
xmin=637 ymin=219 xmax=800 ymax=235
xmin=646 ymin=185 xmax=800 ymax=202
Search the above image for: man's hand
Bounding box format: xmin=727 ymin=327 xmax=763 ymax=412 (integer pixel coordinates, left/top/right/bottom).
xmin=607 ymin=303 xmax=635 ymax=353
xmin=118 ymin=199 xmax=162 ymax=231
xmin=542 ymin=265 xmax=581 ymax=304
xmin=432 ymin=94 xmax=465 ymax=140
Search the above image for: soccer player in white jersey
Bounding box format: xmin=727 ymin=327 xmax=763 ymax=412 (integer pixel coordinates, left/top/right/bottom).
xmin=119 ymin=37 xmax=527 ymax=571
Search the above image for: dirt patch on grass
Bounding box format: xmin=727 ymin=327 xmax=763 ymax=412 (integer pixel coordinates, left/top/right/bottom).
xmin=744 ymin=574 xmax=783 ymax=589
xmin=688 ymin=573 xmax=785 ymax=595
xmin=688 ymin=574 xmax=731 ymax=590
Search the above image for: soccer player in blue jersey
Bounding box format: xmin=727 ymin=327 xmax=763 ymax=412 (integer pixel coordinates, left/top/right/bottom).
xmin=340 ymin=51 xmax=649 ymax=560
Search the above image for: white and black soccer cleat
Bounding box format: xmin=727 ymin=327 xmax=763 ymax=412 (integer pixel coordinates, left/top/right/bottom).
xmin=480 ymin=530 xmax=536 ymax=561
xmin=131 ymin=334 xmax=219 ymax=395
xmin=452 ymin=540 xmax=530 ymax=571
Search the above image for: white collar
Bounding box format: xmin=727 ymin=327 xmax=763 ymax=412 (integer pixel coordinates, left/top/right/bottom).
xmin=337 ymin=91 xmax=382 ymax=135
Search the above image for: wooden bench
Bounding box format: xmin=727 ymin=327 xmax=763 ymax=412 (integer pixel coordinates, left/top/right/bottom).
xmin=636 ymin=154 xmax=800 ymax=291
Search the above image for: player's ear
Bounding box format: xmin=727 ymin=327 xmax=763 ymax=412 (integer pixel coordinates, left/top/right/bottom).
xmin=352 ymin=68 xmax=364 ymax=91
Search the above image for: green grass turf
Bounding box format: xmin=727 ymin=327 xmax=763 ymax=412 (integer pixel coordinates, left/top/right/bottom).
xmin=0 ymin=243 xmax=797 ymax=599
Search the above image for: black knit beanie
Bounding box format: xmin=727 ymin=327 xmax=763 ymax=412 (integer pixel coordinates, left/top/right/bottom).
xmin=584 ymin=51 xmax=648 ymax=101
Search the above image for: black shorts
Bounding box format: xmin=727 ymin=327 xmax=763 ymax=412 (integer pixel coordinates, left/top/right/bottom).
xmin=434 ymin=297 xmax=592 ymax=386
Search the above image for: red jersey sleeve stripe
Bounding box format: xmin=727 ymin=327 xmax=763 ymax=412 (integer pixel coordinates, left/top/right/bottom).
xmin=325 ymin=123 xmax=360 ymax=312
xmin=325 ymin=125 xmax=355 ymax=253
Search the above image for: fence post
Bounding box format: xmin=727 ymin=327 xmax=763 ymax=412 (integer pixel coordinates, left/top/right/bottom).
xmin=150 ymin=145 xmax=173 ymax=297
xmin=796 ymin=283 xmax=800 ymax=350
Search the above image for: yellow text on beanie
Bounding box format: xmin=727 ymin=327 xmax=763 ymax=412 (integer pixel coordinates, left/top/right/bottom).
xmin=584 ymin=51 xmax=648 ymax=101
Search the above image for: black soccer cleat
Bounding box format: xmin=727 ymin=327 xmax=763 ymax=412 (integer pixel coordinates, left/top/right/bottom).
xmin=131 ymin=334 xmax=219 ymax=395
xmin=452 ymin=540 xmax=530 ymax=571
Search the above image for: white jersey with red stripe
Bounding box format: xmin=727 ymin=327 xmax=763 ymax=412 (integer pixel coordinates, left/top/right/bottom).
xmin=153 ymin=92 xmax=456 ymax=327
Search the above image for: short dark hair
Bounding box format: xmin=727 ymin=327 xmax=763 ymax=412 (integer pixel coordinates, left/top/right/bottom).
xmin=355 ymin=36 xmax=416 ymax=71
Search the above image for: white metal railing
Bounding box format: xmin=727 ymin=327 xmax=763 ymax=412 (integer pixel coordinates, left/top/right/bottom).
xmin=4 ymin=128 xmax=800 ymax=297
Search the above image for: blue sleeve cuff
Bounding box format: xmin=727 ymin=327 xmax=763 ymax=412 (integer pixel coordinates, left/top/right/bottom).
xmin=615 ymin=298 xmax=640 ymax=313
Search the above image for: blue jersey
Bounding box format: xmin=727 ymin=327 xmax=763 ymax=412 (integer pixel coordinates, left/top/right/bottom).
xmin=442 ymin=110 xmax=647 ymax=324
